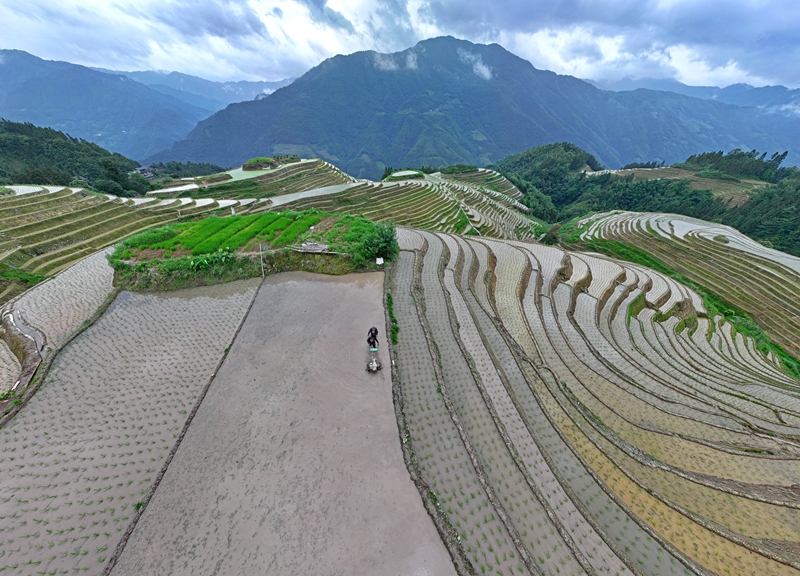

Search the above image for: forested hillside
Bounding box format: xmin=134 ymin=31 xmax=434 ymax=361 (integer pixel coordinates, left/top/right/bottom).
xmin=0 ymin=50 xmax=211 ymax=159
xmin=0 ymin=120 xmax=221 ymax=196
xmin=491 ymin=143 xmax=800 ymax=255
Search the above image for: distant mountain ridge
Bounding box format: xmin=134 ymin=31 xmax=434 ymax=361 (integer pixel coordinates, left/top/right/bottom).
xmin=148 ymin=36 xmax=800 ymax=178
xmin=0 ymin=50 xmax=294 ymax=161
xmin=0 ymin=50 xmax=211 ymax=160
xmin=91 ymin=69 xmax=294 ymax=112
xmin=590 ymin=77 xmax=800 ymax=116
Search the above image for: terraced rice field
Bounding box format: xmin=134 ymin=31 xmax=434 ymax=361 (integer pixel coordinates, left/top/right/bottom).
xmin=0 ymin=340 xmax=20 ymax=394
xmin=0 ymin=187 xmax=224 ymax=304
xmin=440 ymin=168 xmax=524 ymax=200
xmin=108 ymin=272 xmax=455 ymax=576
xmin=5 ymin=160 xmax=800 ymax=575
xmin=392 ymin=227 xmax=800 ymax=575
xmin=185 ymin=159 xmax=355 ymax=200
xmin=279 ymin=176 xmax=537 ymax=239
xmin=578 ymin=211 xmax=800 ymax=357
xmin=0 ymin=280 xmax=259 ymax=575
xmin=13 ymin=249 xmax=115 ymax=349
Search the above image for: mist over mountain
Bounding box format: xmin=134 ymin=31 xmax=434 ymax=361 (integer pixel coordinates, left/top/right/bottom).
xmin=0 ymin=50 xmax=211 ymax=160
xmin=148 ymin=37 xmax=800 ymax=179
xmin=92 ymin=69 xmax=294 ymax=112
xmin=590 ymin=77 xmax=800 ymax=117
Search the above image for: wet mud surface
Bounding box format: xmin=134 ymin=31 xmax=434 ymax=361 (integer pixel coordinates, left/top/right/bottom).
xmin=110 ymin=271 xmax=455 ymax=576
xmin=0 ymin=279 xmax=259 ymax=575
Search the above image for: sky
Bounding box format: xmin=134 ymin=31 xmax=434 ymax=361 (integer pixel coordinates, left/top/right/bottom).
xmin=1 ymin=0 xmax=798 ymax=88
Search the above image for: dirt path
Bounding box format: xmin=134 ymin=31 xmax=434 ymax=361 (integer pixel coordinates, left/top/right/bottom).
xmin=109 ymin=271 xmax=455 ymax=576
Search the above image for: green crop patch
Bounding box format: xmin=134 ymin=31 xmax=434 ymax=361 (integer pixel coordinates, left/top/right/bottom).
xmin=0 ymin=267 xmax=47 ymax=286
xmin=107 ymin=210 xmax=400 ymax=290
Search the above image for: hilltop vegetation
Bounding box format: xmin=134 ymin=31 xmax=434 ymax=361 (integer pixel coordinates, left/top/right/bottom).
xmin=0 ymin=120 xmax=226 ymax=196
xmin=0 ymin=120 xmax=139 ymax=187
xmin=148 ymin=160 xmax=225 ymax=179
xmin=677 ymin=149 xmax=798 ymax=183
xmin=492 ymin=142 xmax=800 ymax=255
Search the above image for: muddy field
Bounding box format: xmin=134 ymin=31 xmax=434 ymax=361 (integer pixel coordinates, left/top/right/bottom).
xmin=110 ymin=272 xmax=455 ymax=576
xmin=14 ymin=248 xmax=115 ymax=349
xmin=0 ymin=340 xmax=20 ymax=394
xmin=0 ymin=280 xmax=259 ymax=575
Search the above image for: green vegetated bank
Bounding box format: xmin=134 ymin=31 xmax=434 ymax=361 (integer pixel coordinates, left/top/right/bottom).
xmin=108 ymin=210 xmax=399 ymax=291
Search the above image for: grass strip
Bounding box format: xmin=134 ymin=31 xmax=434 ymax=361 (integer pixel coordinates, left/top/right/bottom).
xmin=218 ymin=213 xmax=281 ymax=251
xmin=386 ymin=293 xmax=400 ymax=344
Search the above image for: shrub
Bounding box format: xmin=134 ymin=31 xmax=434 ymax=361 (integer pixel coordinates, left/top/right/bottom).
xmin=352 ymin=221 xmax=398 ymax=265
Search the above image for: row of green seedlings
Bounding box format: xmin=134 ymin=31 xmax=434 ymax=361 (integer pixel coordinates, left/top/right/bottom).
xmin=386 ymin=293 xmax=399 ymax=344
xmin=119 ymin=212 xmax=321 ymax=258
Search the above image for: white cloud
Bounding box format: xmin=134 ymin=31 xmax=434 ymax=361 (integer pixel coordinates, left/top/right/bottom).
xmin=667 ymin=44 xmax=771 ymax=87
xmin=457 ymin=48 xmax=492 ymax=80
xmin=406 ymin=51 xmax=418 ymax=69
xmin=373 ymin=53 xmax=399 ymax=71
xmin=768 ymin=102 xmax=800 ymax=118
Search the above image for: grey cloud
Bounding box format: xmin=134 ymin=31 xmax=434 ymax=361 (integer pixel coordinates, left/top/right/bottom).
xmin=423 ymin=0 xmax=800 ymax=86
xmin=354 ymin=0 xmax=418 ymax=54
xmin=155 ymin=0 xmax=269 ymax=40
xmin=564 ymin=38 xmax=603 ymax=62
xmin=295 ymin=0 xmax=355 ymax=33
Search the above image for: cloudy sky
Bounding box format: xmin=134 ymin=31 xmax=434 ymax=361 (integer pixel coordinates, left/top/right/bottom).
xmin=1 ymin=0 xmax=798 ymax=87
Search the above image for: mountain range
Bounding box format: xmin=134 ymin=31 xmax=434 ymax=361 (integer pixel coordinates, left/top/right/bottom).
xmin=589 ymin=77 xmax=800 ymax=116
xmin=91 ymin=69 xmax=293 ymax=113
xmin=149 ymin=36 xmax=800 ymax=179
xmin=0 ymin=50 xmax=290 ymax=161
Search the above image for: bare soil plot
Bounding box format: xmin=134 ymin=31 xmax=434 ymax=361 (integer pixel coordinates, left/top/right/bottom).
xmin=110 ymin=272 xmax=455 ymax=576
xmin=0 ymin=280 xmax=259 ymax=576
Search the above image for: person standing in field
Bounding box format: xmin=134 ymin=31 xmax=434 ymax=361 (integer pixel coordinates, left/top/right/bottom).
xmin=367 ymin=326 xmax=379 ymax=349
